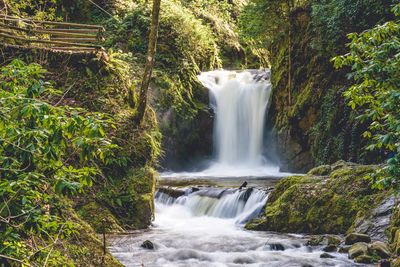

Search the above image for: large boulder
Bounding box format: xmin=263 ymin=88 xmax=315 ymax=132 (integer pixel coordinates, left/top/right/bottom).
xmin=246 ymin=163 xmax=387 ymax=234
xmin=368 ymin=241 xmax=391 ymax=259
xmin=345 ymin=233 xmax=371 ymax=245
xmin=348 ymin=242 xmax=368 ymax=259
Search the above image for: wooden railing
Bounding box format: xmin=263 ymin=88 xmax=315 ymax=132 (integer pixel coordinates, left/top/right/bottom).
xmin=0 ymin=14 xmax=105 ymax=52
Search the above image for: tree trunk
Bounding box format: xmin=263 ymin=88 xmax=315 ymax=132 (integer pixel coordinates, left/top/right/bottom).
xmin=134 ymin=0 xmax=161 ymax=124
xmin=288 ymin=25 xmax=292 ymax=106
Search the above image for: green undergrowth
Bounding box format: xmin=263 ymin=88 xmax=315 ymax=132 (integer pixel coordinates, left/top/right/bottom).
xmin=0 ymin=43 xmax=160 ymax=265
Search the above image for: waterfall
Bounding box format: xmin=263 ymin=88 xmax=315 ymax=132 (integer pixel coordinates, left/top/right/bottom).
xmin=155 ymin=187 xmax=269 ymax=224
xmin=198 ymin=70 xmax=272 ymax=167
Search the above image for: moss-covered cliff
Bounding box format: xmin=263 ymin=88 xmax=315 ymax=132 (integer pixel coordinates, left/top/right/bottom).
xmin=263 ymin=1 xmax=392 ymax=172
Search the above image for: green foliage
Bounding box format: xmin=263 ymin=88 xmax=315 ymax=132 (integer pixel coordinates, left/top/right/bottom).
xmin=4 ymin=0 xmax=59 ymax=20
xmin=312 ymin=0 xmax=393 ymax=55
xmin=239 ymin=0 xmax=304 ymax=49
xmin=333 ymin=4 xmax=400 ymax=190
xmin=103 ymin=0 xmax=222 ymax=119
xmin=0 ymin=59 xmax=119 ymax=265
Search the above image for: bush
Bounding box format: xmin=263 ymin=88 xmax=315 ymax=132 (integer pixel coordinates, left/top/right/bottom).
xmin=333 ymin=4 xmax=400 ymax=190
xmin=0 ymin=59 xmax=118 ymax=265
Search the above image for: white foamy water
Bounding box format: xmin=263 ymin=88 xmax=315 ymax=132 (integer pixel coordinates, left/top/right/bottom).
xmin=161 ymin=69 xmax=288 ymax=178
xmin=109 ymin=188 xmax=360 ymax=267
xmin=198 ymin=70 xmax=271 ymax=166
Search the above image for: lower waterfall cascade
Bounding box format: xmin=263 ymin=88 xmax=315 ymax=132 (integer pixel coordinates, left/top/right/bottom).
xmin=110 ymin=187 xmax=361 ymax=267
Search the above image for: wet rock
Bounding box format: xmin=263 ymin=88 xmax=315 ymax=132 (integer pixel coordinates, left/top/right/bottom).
xmin=327 ymin=235 xmax=341 ymax=246
xmin=379 ymin=259 xmax=391 ymax=267
xmin=307 ymin=165 xmax=331 ymax=176
xmin=306 ymin=235 xmax=341 ymax=247
xmin=269 ymin=243 xmax=285 ymax=251
xmin=306 ymin=235 xmax=324 ymax=246
xmin=354 ymin=255 xmax=374 ymax=264
xmin=233 ymin=256 xmax=255 ymax=264
xmin=338 ymin=245 xmax=351 ymax=253
xmin=348 ymin=242 xmax=368 ymax=259
xmin=345 ymin=233 xmax=371 ymax=245
xmin=323 ymin=245 xmax=337 ymax=252
xmin=368 ymin=241 xmax=391 ymax=259
xmin=393 ymin=257 xmax=400 ymax=267
xmin=157 ymin=187 xmax=185 ymax=199
xmin=141 ymin=240 xmax=154 ymax=250
xmin=320 ymin=252 xmax=335 ymax=259
xmin=352 ymin=195 xmax=395 ymax=241
xmin=239 ymin=188 xmax=254 ymax=202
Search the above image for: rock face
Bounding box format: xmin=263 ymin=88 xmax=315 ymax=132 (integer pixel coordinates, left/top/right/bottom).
xmin=266 ymin=5 xmax=384 ymax=173
xmin=351 ymin=195 xmax=396 ymax=241
xmin=246 ymin=162 xmax=388 ymax=234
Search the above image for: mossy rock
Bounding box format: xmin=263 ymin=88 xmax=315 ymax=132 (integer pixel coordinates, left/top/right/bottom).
xmin=307 ymin=164 xmax=331 ymax=176
xmin=345 ymin=233 xmax=371 ymax=245
xmin=246 ymin=163 xmax=386 ymax=234
xmin=354 ymin=254 xmax=374 ymax=264
xmin=348 ymin=242 xmax=368 ymax=259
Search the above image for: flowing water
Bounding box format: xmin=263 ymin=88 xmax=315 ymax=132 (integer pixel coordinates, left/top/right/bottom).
xmin=163 ymin=70 xmax=282 ymax=178
xmin=109 ymin=187 xmax=359 ymax=267
xmin=109 ymin=70 xmax=360 ymax=266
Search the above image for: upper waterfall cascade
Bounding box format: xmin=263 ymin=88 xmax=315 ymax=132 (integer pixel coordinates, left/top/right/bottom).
xmin=198 ymin=70 xmax=271 ymax=166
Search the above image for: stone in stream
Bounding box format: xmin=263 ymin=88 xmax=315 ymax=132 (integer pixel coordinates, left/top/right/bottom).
xmin=320 ymin=252 xmax=335 ymax=259
xmin=368 ymin=241 xmax=391 ymax=259
xmin=141 ymin=240 xmax=154 ymax=250
xmin=345 ymin=233 xmax=371 ymax=245
xmin=268 ymin=243 xmax=285 ymax=251
xmin=157 ymin=187 xmax=185 ymax=199
xmin=239 ymin=188 xmax=254 ymax=202
xmin=354 ymin=255 xmax=374 ymax=264
xmin=338 ymin=245 xmax=351 ymax=253
xmin=348 ymin=242 xmax=368 ymax=259
xmin=323 ymin=244 xmax=337 ymax=252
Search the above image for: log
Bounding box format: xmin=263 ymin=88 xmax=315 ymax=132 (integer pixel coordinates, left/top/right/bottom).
xmin=0 ymin=32 xmax=103 ymax=48
xmin=0 ymin=14 xmax=104 ymax=30
xmin=50 ymin=38 xmax=98 ymax=43
xmin=0 ymin=23 xmax=99 ymax=38
xmin=0 ymin=43 xmax=101 ymax=55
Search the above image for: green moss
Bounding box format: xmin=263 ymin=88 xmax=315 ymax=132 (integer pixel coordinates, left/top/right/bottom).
xmin=77 ymin=201 xmax=124 ymax=233
xmin=55 ymin=197 xmax=123 ymax=266
xmin=246 ymin=162 xmax=386 ymax=234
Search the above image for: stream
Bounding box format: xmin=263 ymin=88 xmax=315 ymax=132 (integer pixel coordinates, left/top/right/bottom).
xmin=109 ymin=178 xmax=360 ymax=267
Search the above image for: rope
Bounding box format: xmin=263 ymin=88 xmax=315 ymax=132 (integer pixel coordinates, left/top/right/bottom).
xmin=86 ymin=0 xmax=120 ymax=22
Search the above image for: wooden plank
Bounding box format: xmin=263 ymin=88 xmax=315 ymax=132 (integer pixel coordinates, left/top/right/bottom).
xmin=52 ymin=47 xmax=99 ymax=51
xmin=1 ymin=43 xmax=101 ymax=55
xmin=0 ymin=14 xmax=105 ymax=30
xmin=50 ymin=38 xmax=98 ymax=43
xmin=0 ymin=32 xmax=103 ymax=48
xmin=0 ymin=23 xmax=98 ymax=38
xmin=32 ymin=28 xmax=101 ymax=34
xmin=0 ymin=20 xmax=100 ymax=33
